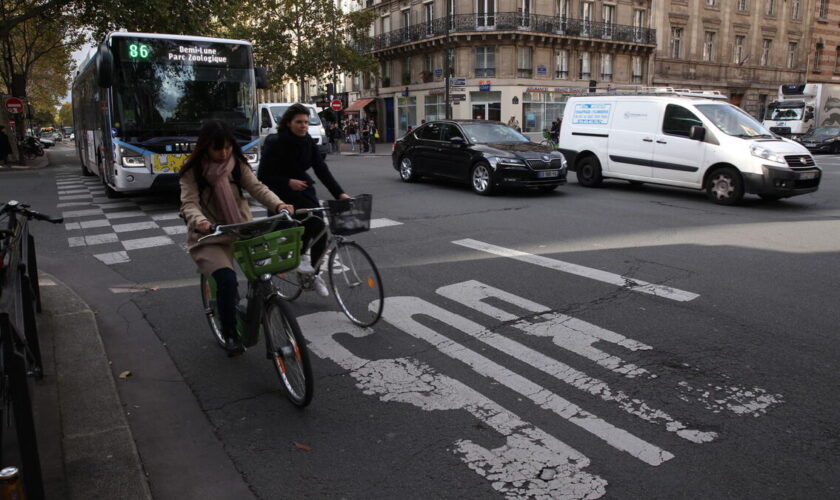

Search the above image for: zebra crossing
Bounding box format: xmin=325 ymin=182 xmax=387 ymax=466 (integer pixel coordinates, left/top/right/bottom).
xmin=54 ymin=172 xmax=401 ymax=265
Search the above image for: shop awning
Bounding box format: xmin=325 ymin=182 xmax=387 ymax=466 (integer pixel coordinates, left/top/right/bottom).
xmin=345 ymin=98 xmax=375 ymax=113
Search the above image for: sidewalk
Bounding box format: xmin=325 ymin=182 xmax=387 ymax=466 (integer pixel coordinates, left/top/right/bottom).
xmin=32 ymin=272 xmax=151 ymax=499
xmin=2 ymin=152 xmax=50 ymax=170
xmin=333 ymin=140 xmax=391 ymax=157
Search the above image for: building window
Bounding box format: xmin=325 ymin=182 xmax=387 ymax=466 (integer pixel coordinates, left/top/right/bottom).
xmin=814 ymin=44 xmax=823 ymax=72
xmin=422 ymin=54 xmax=434 ymax=82
xmin=734 ymin=35 xmax=745 ymax=64
xmin=477 ymin=0 xmax=496 ymax=28
xmin=737 ymin=0 xmax=748 ymax=11
xmin=581 ymin=1 xmax=593 ymax=36
xmin=518 ymin=0 xmax=532 ymax=27
xmin=402 ymin=9 xmax=411 ymax=41
xmin=517 ymin=46 xmax=533 ymax=77
xmin=633 ymin=10 xmax=645 ymax=41
xmin=671 ymin=27 xmax=683 ymax=59
xmin=424 ymin=2 xmax=434 ymax=35
xmin=578 ymin=52 xmax=591 ymax=80
xmin=555 ymin=50 xmax=569 ymax=79
xmin=787 ymin=42 xmax=797 ymax=69
xmin=706 ymin=0 xmax=716 ymax=5
xmin=382 ymin=60 xmax=391 ymax=86
xmin=766 ymin=0 xmax=776 ymax=15
xmin=424 ymin=94 xmax=446 ymax=122
xmin=790 ymin=0 xmax=801 ymax=19
xmin=631 ymin=56 xmax=643 ymax=83
xmin=818 ymin=0 xmax=829 ymax=17
xmin=402 ymin=56 xmax=412 ymax=85
xmin=601 ymin=53 xmax=612 ymax=82
xmin=603 ymin=4 xmax=615 ymax=38
xmin=475 ymin=46 xmax=495 ymax=77
xmin=760 ymin=39 xmax=772 ymax=66
xmin=382 ymin=15 xmax=390 ymax=35
xmin=703 ymin=32 xmax=715 ymax=62
xmin=522 ymin=92 xmax=567 ymax=133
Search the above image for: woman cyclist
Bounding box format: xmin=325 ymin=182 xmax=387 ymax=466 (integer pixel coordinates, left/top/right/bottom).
xmin=180 ymin=120 xmax=294 ymax=355
xmin=258 ymin=103 xmax=350 ymax=297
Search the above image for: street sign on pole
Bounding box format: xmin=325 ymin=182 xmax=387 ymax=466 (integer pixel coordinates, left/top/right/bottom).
xmin=450 ymin=78 xmax=466 ymax=87
xmin=330 ymin=99 xmax=343 ymax=111
xmin=4 ymin=97 xmax=24 ymax=114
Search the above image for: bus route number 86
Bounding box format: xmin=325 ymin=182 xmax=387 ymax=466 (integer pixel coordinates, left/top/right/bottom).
xmin=129 ymin=43 xmax=150 ymax=60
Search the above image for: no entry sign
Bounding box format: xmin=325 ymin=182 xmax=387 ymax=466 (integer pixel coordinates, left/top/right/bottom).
xmin=330 ymin=99 xmax=343 ymax=111
xmin=4 ymin=97 xmax=24 ymax=114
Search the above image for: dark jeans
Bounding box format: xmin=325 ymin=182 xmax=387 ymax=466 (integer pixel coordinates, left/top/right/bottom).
xmin=212 ymin=268 xmax=238 ymax=337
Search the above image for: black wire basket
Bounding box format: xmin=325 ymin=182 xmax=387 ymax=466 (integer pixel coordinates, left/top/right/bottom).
xmin=326 ymin=194 xmax=372 ymax=235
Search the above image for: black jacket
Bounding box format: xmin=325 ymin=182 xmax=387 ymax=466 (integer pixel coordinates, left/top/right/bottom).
xmin=258 ymin=129 xmax=345 ymax=208
xmin=0 ymin=131 xmax=12 ymax=156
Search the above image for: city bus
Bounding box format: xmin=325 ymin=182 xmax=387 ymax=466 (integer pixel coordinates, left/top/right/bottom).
xmin=72 ymin=32 xmax=267 ymax=197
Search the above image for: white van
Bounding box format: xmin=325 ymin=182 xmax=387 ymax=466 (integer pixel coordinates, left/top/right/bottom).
xmin=558 ymin=90 xmax=821 ymax=204
xmin=259 ymin=102 xmax=330 ymax=159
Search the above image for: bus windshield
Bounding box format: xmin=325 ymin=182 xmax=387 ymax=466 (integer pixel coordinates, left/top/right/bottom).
xmin=111 ymin=37 xmax=256 ymax=140
xmin=696 ymin=103 xmax=774 ymax=138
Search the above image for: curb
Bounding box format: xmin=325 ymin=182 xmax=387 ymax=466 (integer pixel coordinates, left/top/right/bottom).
xmin=34 ymin=272 xmax=152 ymax=500
xmin=2 ymin=154 xmax=50 ymax=171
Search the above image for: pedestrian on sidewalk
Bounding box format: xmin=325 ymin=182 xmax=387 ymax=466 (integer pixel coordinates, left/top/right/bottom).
xmin=345 ymin=120 xmax=358 ymax=152
xmin=0 ymin=126 xmax=13 ymax=167
xmin=368 ymin=120 xmax=378 ymax=154
xmin=360 ymin=120 xmax=370 ymax=153
xmin=180 ymin=120 xmax=294 ymax=355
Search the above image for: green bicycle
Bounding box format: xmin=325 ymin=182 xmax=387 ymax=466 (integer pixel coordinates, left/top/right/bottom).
xmin=199 ymin=212 xmax=313 ymax=407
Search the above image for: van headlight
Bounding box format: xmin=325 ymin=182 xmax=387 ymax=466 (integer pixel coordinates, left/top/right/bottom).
xmin=122 ymin=155 xmax=145 ymax=167
xmin=750 ymin=144 xmax=786 ymax=164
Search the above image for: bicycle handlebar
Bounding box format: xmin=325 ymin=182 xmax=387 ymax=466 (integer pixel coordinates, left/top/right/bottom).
xmin=197 ymin=210 xmax=294 ymax=243
xmin=1 ymin=200 xmax=63 ymax=224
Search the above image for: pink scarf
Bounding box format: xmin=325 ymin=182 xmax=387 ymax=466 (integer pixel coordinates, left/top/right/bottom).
xmin=203 ymin=156 xmax=243 ymax=225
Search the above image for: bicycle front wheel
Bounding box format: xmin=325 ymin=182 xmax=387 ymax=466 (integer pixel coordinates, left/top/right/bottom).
xmin=271 ymin=271 xmax=303 ymax=301
xmin=199 ymin=275 xmax=227 ymax=349
xmin=328 ymin=242 xmax=384 ymax=327
xmin=263 ymin=297 xmax=313 ymax=407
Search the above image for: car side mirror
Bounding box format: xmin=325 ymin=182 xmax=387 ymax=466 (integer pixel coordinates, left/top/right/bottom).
xmin=450 ymin=136 xmax=465 ymax=145
xmin=804 ymin=112 xmax=814 ymax=121
xmin=689 ymin=125 xmax=706 ymax=142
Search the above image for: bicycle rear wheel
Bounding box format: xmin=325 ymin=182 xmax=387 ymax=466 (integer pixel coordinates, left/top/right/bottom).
xmin=328 ymin=242 xmax=384 ymax=327
xmin=199 ymin=275 xmax=227 ymax=349
xmin=263 ymin=297 xmax=313 ymax=407
xmin=271 ymin=271 xmax=303 ymax=301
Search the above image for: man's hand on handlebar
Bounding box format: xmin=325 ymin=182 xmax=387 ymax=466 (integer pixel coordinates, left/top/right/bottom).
xmin=338 ymin=193 xmax=351 ymax=200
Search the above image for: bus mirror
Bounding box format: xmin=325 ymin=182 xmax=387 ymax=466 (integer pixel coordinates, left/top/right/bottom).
xmin=96 ymin=43 xmax=114 ymax=88
xmin=255 ymin=67 xmax=268 ymax=89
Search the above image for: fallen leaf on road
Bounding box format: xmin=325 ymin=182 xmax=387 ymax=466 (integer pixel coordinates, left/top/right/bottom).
xmin=118 ymin=370 xmax=132 ymax=378
xmin=149 ymin=287 xmax=160 ymax=291
xmin=292 ymin=441 xmax=312 ymax=451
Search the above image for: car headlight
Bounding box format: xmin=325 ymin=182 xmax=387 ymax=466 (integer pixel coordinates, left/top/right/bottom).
xmin=749 ymin=144 xmax=786 ymax=164
xmin=487 ymin=156 xmax=526 ymax=168
xmin=122 ymin=155 xmax=145 ymax=167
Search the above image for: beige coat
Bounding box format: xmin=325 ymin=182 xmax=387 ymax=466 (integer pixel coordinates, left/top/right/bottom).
xmin=180 ymin=162 xmax=283 ymax=275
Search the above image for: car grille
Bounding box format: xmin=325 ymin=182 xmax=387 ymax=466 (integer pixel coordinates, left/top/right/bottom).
xmin=526 ymin=159 xmax=564 ymax=170
xmin=784 ymin=155 xmax=816 ymax=169
xmin=770 ymin=126 xmax=791 ymax=135
xmin=795 ymin=178 xmax=820 ymax=189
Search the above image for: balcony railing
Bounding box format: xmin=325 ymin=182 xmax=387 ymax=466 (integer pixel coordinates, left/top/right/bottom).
xmin=358 ymin=12 xmax=656 ymax=52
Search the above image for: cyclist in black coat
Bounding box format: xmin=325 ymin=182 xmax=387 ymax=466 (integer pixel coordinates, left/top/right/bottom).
xmin=258 ymin=103 xmax=350 ymax=296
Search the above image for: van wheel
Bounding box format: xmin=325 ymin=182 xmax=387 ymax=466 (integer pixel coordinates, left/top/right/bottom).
xmin=576 ymin=156 xmax=603 ymax=187
xmin=706 ymin=167 xmax=743 ymax=205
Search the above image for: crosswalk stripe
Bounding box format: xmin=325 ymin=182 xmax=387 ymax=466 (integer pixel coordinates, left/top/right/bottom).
xmin=453 ymin=238 xmax=699 ymax=302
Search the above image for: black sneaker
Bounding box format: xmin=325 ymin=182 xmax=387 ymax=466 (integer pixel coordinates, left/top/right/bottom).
xmin=223 ymin=335 xmax=245 ymax=357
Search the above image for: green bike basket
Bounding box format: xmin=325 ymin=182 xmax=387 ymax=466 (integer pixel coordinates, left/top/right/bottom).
xmin=232 ymin=226 xmax=304 ymax=280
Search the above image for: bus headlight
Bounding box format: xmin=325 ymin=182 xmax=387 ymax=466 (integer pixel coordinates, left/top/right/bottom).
xmin=122 ymin=155 xmax=145 ymax=167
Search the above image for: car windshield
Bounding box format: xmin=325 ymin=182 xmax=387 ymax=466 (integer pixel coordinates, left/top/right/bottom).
xmin=810 ymin=127 xmax=840 ymax=136
xmin=696 ymin=104 xmax=774 ymax=138
xmin=459 ymin=123 xmax=530 ymax=143
xmin=270 ymin=106 xmax=322 ymax=126
xmin=764 ymin=106 xmax=804 ymax=121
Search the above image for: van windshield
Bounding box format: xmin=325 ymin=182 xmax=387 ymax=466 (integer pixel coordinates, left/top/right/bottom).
xmin=695 ymin=104 xmax=774 ymax=138
xmin=270 ymin=106 xmax=322 ymax=126
xmin=764 ymin=106 xmax=804 ymax=121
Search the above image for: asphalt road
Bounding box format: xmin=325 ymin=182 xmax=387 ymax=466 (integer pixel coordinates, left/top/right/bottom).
xmin=4 ymin=143 xmax=840 ymax=499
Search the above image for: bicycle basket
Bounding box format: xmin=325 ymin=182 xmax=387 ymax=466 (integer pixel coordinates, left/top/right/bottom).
xmin=326 ymin=194 xmax=372 ymax=235
xmin=232 ymin=226 xmax=304 ymax=280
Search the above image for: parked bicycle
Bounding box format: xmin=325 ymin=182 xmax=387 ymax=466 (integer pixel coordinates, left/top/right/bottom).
xmin=16 ymin=137 xmax=44 ymax=160
xmin=0 ymin=200 xmax=63 ymax=500
xmin=270 ymin=194 xmax=384 ymax=328
xmin=198 ymin=211 xmax=313 ymax=407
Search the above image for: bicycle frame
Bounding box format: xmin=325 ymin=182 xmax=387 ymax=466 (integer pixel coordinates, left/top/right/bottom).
xmin=204 ymin=273 xmax=275 ymax=349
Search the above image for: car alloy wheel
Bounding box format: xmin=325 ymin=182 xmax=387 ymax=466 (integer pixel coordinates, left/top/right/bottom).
xmin=471 ymin=163 xmax=494 ymax=195
xmin=399 ymin=156 xmax=416 ymax=182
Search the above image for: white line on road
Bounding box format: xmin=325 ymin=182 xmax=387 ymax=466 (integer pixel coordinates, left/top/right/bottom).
xmin=112 ymin=221 xmax=159 ymax=233
xmin=94 ymin=251 xmax=130 ymax=265
xmin=121 ymin=236 xmax=173 ymax=250
xmin=370 ymin=218 xmax=403 ymax=229
xmin=383 ymin=297 xmax=675 ymax=466
xmin=453 ymin=239 xmax=699 ymax=302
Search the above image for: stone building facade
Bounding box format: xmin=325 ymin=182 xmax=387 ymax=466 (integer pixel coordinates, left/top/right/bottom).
xmin=806 ymin=0 xmax=840 ymax=83
xmin=650 ymin=0 xmax=814 ymax=119
xmin=357 ymin=0 xmax=657 ymax=142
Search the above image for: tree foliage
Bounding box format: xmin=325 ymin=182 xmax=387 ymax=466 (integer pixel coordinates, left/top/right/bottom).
xmin=58 ymin=100 xmax=71 ymax=126
xmin=223 ymin=0 xmax=378 ymax=96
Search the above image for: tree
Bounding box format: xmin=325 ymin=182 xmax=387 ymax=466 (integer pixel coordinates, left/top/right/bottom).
xmin=58 ymin=100 xmax=71 ymax=127
xmin=225 ymin=0 xmax=378 ymax=99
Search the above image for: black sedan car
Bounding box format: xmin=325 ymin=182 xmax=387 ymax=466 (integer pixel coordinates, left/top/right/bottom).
xmin=392 ymin=120 xmax=567 ymax=195
xmin=796 ymin=126 xmax=840 ymax=154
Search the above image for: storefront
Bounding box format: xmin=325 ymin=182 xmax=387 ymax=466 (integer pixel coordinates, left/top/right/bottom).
xmin=522 ymin=90 xmax=569 ymax=133
xmin=397 ymin=96 xmax=417 ymax=134
xmin=470 ymin=91 xmax=501 ymax=121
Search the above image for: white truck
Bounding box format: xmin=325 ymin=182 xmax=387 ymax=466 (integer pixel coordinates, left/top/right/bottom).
xmin=762 ymin=84 xmax=840 ymax=137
